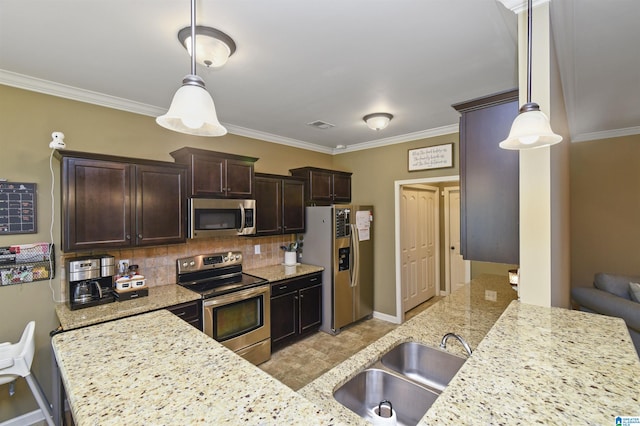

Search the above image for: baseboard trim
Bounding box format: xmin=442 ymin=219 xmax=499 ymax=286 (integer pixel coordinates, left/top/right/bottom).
xmin=373 ymin=310 xmax=401 ymax=324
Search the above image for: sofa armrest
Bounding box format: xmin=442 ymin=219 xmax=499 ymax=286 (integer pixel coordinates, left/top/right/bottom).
xmin=571 ymin=287 xmax=640 ymax=332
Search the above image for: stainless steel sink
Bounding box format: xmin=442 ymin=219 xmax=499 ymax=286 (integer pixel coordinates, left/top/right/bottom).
xmin=380 ymin=342 xmax=466 ymax=391
xmin=333 ymin=368 xmax=438 ymax=426
xmin=333 ymin=342 xmax=467 ymax=425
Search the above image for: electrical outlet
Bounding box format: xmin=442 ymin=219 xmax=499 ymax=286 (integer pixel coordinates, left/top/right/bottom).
xmin=118 ymin=259 xmax=130 ymax=273
xmin=254 ymin=245 xmax=261 ymax=255
xmin=484 ymin=290 xmax=497 ymax=302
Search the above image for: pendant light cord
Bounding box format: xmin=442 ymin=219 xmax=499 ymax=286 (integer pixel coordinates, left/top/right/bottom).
xmin=190 ymin=0 xmax=197 ymax=76
xmin=526 ymin=0 xmax=533 ymax=105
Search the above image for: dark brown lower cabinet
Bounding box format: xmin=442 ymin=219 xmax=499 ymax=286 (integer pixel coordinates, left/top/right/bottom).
xmin=166 ymin=300 xmax=202 ymax=331
xmin=270 ymin=272 xmax=322 ymax=350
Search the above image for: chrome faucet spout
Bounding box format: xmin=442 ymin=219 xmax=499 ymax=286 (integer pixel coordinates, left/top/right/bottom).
xmin=440 ymin=332 xmax=473 ymax=356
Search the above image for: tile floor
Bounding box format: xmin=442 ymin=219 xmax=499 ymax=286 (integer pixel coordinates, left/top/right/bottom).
xmin=258 ymin=296 xmax=443 ymax=390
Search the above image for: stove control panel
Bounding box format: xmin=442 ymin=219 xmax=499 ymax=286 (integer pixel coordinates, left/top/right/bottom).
xmin=177 ymin=251 xmax=243 ymax=274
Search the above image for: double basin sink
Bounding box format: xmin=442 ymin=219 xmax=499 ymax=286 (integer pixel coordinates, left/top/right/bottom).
xmin=333 ymin=342 xmax=466 ymax=425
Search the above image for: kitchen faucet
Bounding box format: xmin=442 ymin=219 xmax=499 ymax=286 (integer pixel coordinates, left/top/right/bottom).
xmin=440 ymin=333 xmax=473 ymax=356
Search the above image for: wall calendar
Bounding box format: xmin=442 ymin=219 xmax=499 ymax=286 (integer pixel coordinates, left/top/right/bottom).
xmin=0 ymin=182 xmax=37 ymax=234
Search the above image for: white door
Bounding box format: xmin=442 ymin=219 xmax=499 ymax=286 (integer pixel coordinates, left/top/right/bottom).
xmin=444 ymin=187 xmax=470 ymax=294
xmin=401 ymin=185 xmax=438 ymax=312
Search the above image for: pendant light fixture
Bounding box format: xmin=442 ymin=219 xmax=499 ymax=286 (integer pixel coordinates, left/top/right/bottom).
xmin=156 ymin=0 xmax=227 ymax=137
xmin=499 ymin=0 xmax=561 ymax=150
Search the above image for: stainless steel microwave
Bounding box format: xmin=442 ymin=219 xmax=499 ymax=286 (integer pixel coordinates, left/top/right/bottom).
xmin=189 ymin=199 xmax=256 ymax=238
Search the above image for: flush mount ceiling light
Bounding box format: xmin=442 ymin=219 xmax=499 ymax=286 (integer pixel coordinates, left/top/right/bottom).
xmin=178 ymin=26 xmax=236 ymax=68
xmin=499 ymin=0 xmax=562 ymax=150
xmin=363 ymin=113 xmax=393 ymax=131
xmin=156 ymin=0 xmax=227 ymax=137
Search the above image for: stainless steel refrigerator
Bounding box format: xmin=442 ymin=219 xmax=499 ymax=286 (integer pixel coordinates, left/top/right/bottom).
xmin=301 ymin=205 xmax=374 ymax=334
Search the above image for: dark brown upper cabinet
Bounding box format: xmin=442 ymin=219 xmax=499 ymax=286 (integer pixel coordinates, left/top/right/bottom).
xmin=289 ymin=167 xmax=352 ymax=205
xmin=452 ymin=89 xmax=520 ymax=265
xmin=254 ymin=173 xmax=305 ymax=235
xmin=58 ymin=151 xmax=186 ymax=252
xmin=170 ymin=147 xmax=257 ymax=199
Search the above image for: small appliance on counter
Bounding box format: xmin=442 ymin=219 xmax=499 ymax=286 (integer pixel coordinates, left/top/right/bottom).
xmin=67 ymin=255 xmax=116 ymax=310
xmin=113 ymin=264 xmax=148 ymax=301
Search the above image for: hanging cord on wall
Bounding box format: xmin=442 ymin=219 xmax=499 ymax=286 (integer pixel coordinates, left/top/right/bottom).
xmin=47 ymin=132 xmax=65 ymax=302
xmin=47 ymin=149 xmax=56 ymax=302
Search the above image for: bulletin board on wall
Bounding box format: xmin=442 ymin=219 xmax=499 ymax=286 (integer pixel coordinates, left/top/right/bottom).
xmin=0 ymin=181 xmax=37 ymax=234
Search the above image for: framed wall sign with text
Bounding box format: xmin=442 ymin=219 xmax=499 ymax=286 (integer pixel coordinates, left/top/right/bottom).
xmin=408 ymin=143 xmax=453 ymax=171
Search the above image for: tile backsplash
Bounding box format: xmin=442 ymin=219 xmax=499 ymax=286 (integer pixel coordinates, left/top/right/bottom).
xmin=59 ymin=234 xmax=298 ymax=300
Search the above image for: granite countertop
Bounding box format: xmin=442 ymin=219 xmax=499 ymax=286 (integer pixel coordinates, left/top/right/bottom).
xmin=300 ymin=275 xmax=640 ymax=424
xmin=245 ymin=263 xmax=323 ymax=282
xmin=55 ymin=284 xmax=200 ymax=330
xmin=52 ymin=274 xmax=640 ymax=425
xmin=51 ymin=310 xmax=337 ymax=426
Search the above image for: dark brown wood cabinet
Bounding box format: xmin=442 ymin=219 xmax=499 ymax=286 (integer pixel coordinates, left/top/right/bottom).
xmin=452 ymin=89 xmax=520 ymax=265
xmin=255 ymin=173 xmax=305 ymax=235
xmin=170 ymin=147 xmax=257 ymax=198
xmin=270 ymin=272 xmax=322 ymax=350
xmin=58 ymin=151 xmax=186 ymax=252
xmin=289 ymin=167 xmax=352 ymax=205
xmin=166 ymin=300 xmax=202 ymax=331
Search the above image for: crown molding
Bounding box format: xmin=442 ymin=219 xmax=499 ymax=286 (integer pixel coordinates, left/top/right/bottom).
xmin=333 ymin=124 xmax=459 ymax=154
xmin=571 ymin=126 xmax=640 ymax=143
xmin=224 ymin=124 xmax=333 ymax=154
xmin=0 ymin=69 xmax=165 ymax=116
xmin=497 ymin=0 xmax=550 ymax=14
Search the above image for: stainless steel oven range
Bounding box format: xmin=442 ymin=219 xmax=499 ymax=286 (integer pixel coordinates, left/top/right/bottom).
xmin=176 ymin=251 xmax=270 ymax=365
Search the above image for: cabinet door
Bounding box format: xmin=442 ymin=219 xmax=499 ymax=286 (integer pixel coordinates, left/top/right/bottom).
xmin=456 ymin=91 xmax=519 ymax=264
xmin=282 ymin=178 xmax=305 ymax=233
xmin=63 ymin=158 xmax=132 ymax=251
xmin=255 ymin=176 xmax=281 ymax=235
xmin=225 ymin=159 xmax=254 ymax=198
xmin=270 ymin=291 xmax=298 ymax=345
xmin=191 ymin=156 xmax=225 ymax=197
xmin=299 ymin=284 xmax=322 ymax=334
xmin=135 ymin=164 xmax=186 ymax=246
xmin=332 ymin=174 xmax=351 ymax=203
xmin=308 ymin=170 xmax=333 ymax=202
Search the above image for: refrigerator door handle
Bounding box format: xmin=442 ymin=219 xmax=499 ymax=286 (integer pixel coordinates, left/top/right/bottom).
xmin=350 ymin=224 xmax=360 ymax=288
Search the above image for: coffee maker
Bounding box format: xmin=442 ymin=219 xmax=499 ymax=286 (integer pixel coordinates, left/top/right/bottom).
xmin=67 ymin=255 xmax=116 ymax=310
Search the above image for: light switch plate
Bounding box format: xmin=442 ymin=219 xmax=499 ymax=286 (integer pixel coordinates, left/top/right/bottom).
xmin=254 ymin=245 xmax=261 ymax=254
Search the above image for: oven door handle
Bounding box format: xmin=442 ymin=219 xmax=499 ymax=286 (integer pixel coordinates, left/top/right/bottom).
xmin=203 ymin=284 xmax=269 ymax=308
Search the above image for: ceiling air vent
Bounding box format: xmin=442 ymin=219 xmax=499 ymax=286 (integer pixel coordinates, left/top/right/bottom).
xmin=307 ymin=120 xmax=335 ymax=130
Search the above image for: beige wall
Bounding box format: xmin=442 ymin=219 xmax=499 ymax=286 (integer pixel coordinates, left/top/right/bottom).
xmin=333 ymin=135 xmax=459 ymax=315
xmin=570 ymin=134 xmax=640 ymax=288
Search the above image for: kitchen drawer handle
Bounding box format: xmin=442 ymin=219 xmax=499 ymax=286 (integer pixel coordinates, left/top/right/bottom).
xmin=175 ymin=311 xmax=186 ymax=317
xmin=278 ymin=285 xmax=288 ymax=290
xmin=309 ymin=277 xmax=318 ymax=282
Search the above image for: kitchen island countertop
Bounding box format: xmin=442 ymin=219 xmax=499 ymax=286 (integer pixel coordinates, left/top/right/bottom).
xmin=52 ymin=275 xmax=640 ymax=425
xmin=300 ymin=275 xmax=640 ymax=424
xmin=55 ymin=283 xmax=200 ymax=330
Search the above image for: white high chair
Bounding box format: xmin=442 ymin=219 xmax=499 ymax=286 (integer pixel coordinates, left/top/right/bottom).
xmin=0 ymin=321 xmax=54 ymax=426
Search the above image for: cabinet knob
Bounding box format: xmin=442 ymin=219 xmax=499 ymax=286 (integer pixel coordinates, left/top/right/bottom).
xmin=126 ymin=234 xmax=131 ymax=240
xmin=451 ymin=246 xmax=455 ymax=250
xmin=138 ymin=234 xmax=143 ymax=239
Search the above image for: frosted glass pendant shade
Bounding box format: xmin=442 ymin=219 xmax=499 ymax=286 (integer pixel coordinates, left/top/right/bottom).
xmin=499 ymin=107 xmax=562 ymax=150
xmin=156 ymin=75 xmax=227 ymax=137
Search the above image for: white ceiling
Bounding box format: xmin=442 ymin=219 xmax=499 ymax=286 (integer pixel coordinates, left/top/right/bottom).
xmin=1 ymin=0 xmax=638 ymax=153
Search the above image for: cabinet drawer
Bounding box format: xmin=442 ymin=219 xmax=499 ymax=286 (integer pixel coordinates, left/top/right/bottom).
xmin=270 ymin=272 xmax=322 ymax=297
xmin=167 ymin=301 xmax=202 ymax=330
